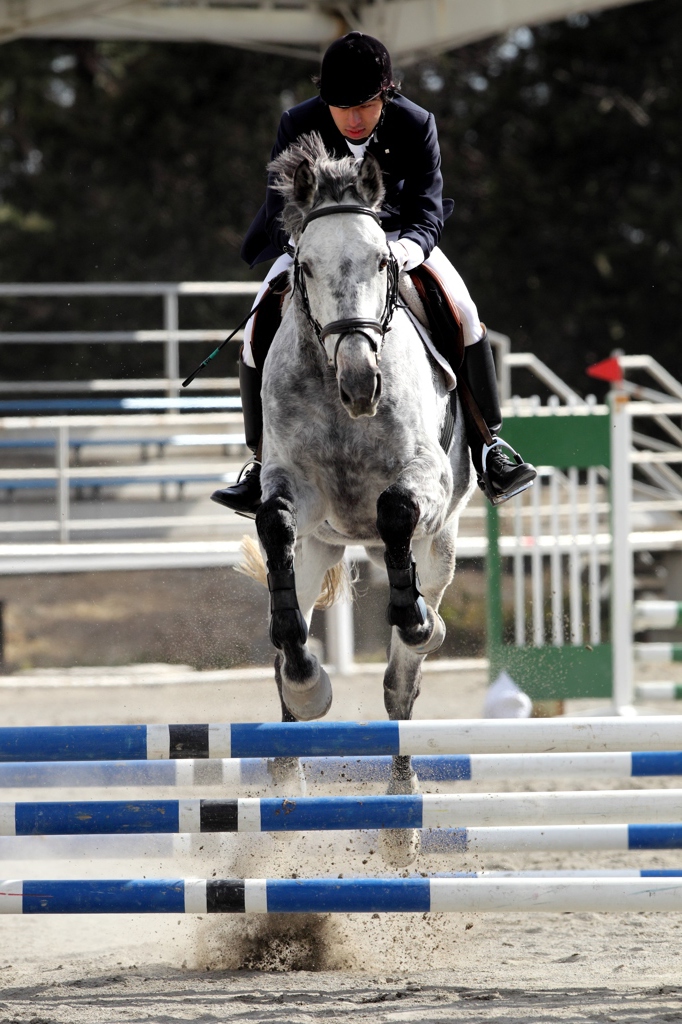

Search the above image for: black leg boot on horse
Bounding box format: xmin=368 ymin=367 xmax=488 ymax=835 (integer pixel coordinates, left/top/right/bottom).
xmin=459 ymin=332 xmax=537 ymax=505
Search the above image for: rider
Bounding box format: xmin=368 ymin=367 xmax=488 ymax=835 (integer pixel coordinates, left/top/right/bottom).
xmin=212 ymin=31 xmax=536 ymax=515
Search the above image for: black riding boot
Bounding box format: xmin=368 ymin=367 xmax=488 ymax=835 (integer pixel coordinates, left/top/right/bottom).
xmin=211 ymin=358 xmax=263 ymax=518
xmin=462 ymin=333 xmax=537 ymax=505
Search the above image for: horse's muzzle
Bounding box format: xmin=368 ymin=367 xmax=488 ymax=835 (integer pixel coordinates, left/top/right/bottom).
xmin=338 ymin=365 xmax=382 ymax=418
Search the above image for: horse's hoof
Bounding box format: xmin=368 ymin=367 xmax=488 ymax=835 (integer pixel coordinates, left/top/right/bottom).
xmin=282 ymin=663 xmax=333 ymax=721
xmin=379 ymin=827 xmax=421 ymax=867
xmin=387 ymin=768 xmax=419 ymax=796
xmin=266 ymin=756 xmax=307 ymax=795
xmin=413 ymin=609 xmax=446 ymax=655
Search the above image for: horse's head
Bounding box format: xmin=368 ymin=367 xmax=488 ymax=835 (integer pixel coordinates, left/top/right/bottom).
xmin=269 ymin=133 xmax=398 ymax=419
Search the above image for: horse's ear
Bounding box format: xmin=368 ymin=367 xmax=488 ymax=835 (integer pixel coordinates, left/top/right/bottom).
xmin=293 ymin=158 xmax=316 ymax=207
xmin=358 ymin=153 xmax=385 ymax=208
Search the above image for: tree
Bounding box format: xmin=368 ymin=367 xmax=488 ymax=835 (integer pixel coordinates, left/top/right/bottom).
xmin=401 ymin=0 xmax=682 ymax=389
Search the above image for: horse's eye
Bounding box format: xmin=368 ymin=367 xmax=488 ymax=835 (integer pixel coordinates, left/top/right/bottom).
xmin=301 ymin=262 xmax=313 ymax=278
xmin=379 ymin=257 xmax=389 ymax=271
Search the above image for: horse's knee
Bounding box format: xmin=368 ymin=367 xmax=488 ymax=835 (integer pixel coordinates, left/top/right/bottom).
xmin=376 ymin=484 xmax=420 ymax=564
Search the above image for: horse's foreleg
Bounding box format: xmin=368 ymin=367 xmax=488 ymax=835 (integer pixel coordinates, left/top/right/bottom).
xmin=376 ymin=488 xmax=457 ymax=867
xmin=257 ymin=490 xmax=335 ymax=722
xmin=376 ymin=483 xmax=446 ymax=656
xmin=272 ymin=536 xmax=344 ymax=723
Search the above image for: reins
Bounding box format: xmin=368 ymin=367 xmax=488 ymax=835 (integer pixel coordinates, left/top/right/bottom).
xmin=293 ymin=204 xmax=401 ymax=369
xmin=182 ymin=203 xmax=401 ymax=389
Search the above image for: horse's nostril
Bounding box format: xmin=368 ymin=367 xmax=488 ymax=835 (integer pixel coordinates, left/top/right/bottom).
xmin=374 ymin=373 xmax=383 ymax=403
xmin=339 ymin=386 xmax=352 ymax=406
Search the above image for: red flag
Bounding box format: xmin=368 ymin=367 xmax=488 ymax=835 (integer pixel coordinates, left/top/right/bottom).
xmin=586 ymin=356 xmax=623 ymax=383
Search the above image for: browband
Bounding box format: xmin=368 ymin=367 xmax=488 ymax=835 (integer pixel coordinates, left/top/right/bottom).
xmin=301 ymin=204 xmax=382 ymax=232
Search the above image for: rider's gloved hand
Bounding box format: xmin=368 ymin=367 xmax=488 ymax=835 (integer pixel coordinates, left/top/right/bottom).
xmin=389 ymin=238 xmax=425 ymax=272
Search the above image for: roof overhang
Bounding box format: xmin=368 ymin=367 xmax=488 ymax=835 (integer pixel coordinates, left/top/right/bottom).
xmin=0 ymin=0 xmax=651 ymax=61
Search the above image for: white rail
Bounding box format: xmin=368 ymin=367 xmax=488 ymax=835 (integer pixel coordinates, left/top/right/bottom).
xmin=0 ymin=281 xmax=259 ymax=399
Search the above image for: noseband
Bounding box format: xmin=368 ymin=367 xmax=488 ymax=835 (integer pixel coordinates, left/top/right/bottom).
xmin=293 ymin=204 xmax=401 ymax=369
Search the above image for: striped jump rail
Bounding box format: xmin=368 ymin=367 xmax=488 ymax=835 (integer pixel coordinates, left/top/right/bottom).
xmin=2 ymin=717 xmax=682 ymax=762
xmin=634 ymin=644 xmax=682 ymax=665
xmin=425 ymin=822 xmax=682 ymax=853
xmin=4 ymin=823 xmax=682 ymax=861
xmin=3 ymin=751 xmax=682 ymax=788
xmin=634 ymin=601 xmax=682 ymax=631
xmin=4 ymin=876 xmax=682 ymax=914
xmin=637 ymin=683 xmax=682 ymax=701
xmin=2 ymin=790 xmax=682 ymax=834
xmin=440 ymin=872 xmax=682 ymax=880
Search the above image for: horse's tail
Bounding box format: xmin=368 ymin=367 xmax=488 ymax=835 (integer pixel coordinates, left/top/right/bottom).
xmin=237 ymin=535 xmax=353 ymax=610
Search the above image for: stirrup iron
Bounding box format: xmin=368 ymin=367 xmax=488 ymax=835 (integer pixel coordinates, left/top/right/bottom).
xmin=480 ymin=438 xmax=534 ymax=507
xmin=230 ymin=456 xmax=262 ymax=521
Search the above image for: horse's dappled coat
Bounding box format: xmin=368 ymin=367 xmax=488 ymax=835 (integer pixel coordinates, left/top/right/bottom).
xmin=253 ymin=134 xmax=476 ymax=865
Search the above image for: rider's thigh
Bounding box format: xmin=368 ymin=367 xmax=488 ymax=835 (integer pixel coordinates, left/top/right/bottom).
xmin=242 ymin=252 xmax=294 ymax=368
xmin=423 ymin=247 xmax=485 ymax=347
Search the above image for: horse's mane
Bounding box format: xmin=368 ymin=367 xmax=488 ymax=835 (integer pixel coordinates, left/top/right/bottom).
xmin=268 ymin=131 xmax=385 ymax=240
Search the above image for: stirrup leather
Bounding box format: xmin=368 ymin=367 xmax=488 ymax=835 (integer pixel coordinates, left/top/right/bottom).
xmin=479 ymin=438 xmax=534 ymax=507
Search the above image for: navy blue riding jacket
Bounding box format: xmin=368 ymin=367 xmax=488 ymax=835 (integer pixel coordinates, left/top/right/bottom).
xmin=241 ymin=93 xmax=453 ymax=267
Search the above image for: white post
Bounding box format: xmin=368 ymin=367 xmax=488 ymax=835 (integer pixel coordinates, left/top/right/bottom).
xmin=531 ymin=478 xmax=543 ymax=646
xmin=588 ymin=467 xmax=601 ymax=645
xmin=164 ymin=291 xmax=179 ymax=398
xmin=513 ymin=497 xmax=525 ymax=646
xmin=568 ymin=466 xmax=583 ymax=645
xmin=550 ymin=468 xmax=563 ymax=646
xmin=326 ymin=598 xmax=355 ymax=676
xmin=610 ymin=389 xmax=635 ymax=715
xmin=56 ymin=423 xmax=69 ymax=543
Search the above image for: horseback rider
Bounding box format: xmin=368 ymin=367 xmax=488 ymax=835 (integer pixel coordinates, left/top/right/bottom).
xmin=212 ymin=31 xmax=536 ymax=516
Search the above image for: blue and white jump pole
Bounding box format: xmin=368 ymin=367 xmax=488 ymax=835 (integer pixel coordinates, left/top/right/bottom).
xmin=4 ymin=877 xmax=682 ymax=915
xmin=1 ymin=790 xmax=682 ymax=834
xmin=2 ymin=717 xmax=681 ymax=761
xmin=3 ymin=751 xmax=682 ymax=788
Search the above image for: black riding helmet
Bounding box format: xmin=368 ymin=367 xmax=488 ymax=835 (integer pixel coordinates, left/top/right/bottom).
xmin=318 ymin=31 xmax=394 ymax=107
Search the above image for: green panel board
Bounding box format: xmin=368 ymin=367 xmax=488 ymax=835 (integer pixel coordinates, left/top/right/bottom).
xmin=502 ymin=411 xmax=610 ymax=469
xmin=488 ymin=643 xmax=613 ymax=700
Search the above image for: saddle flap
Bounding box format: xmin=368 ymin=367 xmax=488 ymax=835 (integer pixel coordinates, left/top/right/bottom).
xmin=407 ymin=264 xmax=465 ymax=373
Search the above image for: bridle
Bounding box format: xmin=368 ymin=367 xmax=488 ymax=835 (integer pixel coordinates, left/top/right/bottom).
xmin=292 ymin=204 xmax=401 ymax=370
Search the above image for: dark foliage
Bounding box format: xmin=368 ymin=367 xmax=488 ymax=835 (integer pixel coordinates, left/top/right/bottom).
xmin=0 ymin=0 xmax=680 ymax=388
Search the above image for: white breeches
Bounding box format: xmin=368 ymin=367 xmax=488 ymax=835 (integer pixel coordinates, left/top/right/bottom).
xmin=242 ymin=244 xmax=484 ymax=369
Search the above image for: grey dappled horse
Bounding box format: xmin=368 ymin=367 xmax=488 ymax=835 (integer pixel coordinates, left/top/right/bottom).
xmin=255 ymin=134 xmax=475 ymax=862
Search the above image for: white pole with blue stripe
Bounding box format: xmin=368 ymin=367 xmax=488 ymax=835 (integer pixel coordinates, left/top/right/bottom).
xmin=2 ymin=751 xmax=682 ymax=788
xmin=2 ymin=790 xmax=682 ymax=835
xmin=4 ymin=877 xmax=682 ymax=915
xmin=2 ymin=717 xmax=682 ymax=762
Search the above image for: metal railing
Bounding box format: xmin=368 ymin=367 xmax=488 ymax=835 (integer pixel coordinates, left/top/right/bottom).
xmin=0 ymin=281 xmax=259 ymax=398
xmin=0 ymin=412 xmax=244 ymax=542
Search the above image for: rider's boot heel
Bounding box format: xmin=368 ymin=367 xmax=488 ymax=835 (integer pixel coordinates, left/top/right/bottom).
xmin=211 ymin=357 xmax=264 ymax=518
xmin=461 ymin=330 xmax=537 ymax=506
